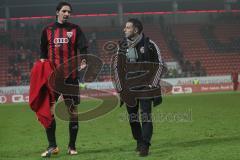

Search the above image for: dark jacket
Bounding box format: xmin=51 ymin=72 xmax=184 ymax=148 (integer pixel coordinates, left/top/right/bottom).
xmin=114 ymin=34 xmax=166 ymax=107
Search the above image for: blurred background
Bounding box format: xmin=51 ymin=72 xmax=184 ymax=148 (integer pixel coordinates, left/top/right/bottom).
xmin=0 ymin=0 xmax=239 ymax=93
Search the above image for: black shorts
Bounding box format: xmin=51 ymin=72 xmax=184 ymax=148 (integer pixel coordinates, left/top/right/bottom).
xmin=54 ymin=78 xmax=80 ymax=105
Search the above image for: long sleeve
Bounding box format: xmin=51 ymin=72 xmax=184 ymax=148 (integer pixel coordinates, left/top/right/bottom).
xmin=149 ymin=40 xmax=165 ymax=87
xmin=112 ymin=39 xmax=128 ymax=93
xmin=76 ymin=27 xmax=88 ymax=54
xmin=40 ymin=28 xmax=48 ymax=59
xmin=112 ymin=53 xmax=122 ymax=93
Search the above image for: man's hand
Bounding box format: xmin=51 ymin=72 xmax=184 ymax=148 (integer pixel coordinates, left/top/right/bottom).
xmin=79 ymin=59 xmax=87 ymax=70
xmin=40 ymin=59 xmax=46 ymax=62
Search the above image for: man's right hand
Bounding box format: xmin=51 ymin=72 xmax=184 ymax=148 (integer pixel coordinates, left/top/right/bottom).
xmin=40 ymin=59 xmax=46 ymax=62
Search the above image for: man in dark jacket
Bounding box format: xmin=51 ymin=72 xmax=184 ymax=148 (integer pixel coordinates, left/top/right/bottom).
xmin=113 ymin=18 xmax=166 ymax=157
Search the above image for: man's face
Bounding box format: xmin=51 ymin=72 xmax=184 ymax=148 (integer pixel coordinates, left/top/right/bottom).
xmin=124 ymin=22 xmax=138 ymax=39
xmin=56 ymin=5 xmax=71 ymax=24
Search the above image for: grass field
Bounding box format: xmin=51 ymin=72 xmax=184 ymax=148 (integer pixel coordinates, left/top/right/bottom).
xmin=0 ymin=91 xmax=240 ymax=160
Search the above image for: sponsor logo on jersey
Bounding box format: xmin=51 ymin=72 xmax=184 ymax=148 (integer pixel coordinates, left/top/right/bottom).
xmin=54 ymin=38 xmax=69 ymax=44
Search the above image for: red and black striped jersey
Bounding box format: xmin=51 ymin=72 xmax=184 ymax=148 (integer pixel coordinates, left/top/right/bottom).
xmin=40 ymin=22 xmax=88 ymax=79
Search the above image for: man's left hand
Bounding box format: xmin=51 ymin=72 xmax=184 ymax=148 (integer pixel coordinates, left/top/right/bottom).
xmin=80 ymin=59 xmax=87 ymax=70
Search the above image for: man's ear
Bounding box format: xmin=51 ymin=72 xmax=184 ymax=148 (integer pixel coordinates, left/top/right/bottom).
xmin=134 ymin=28 xmax=138 ymax=34
xmin=56 ymin=11 xmax=59 ymax=16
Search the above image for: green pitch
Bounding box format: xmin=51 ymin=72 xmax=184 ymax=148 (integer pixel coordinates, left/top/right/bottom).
xmin=0 ymin=92 xmax=240 ymax=160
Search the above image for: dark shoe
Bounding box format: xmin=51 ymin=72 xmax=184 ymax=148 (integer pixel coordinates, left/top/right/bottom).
xmin=139 ymin=145 xmax=149 ymax=157
xmin=135 ymin=141 xmax=141 ymax=152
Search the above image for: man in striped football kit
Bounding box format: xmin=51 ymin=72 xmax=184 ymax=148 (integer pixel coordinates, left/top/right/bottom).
xmin=39 ymin=1 xmax=88 ymax=157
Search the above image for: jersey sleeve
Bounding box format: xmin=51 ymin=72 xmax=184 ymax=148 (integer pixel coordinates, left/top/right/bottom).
xmin=76 ymin=27 xmax=88 ymax=54
xmin=40 ymin=28 xmax=48 ymax=59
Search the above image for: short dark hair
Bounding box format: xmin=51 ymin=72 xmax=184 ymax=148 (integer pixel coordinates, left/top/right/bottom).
xmin=127 ymin=18 xmax=143 ymax=34
xmin=56 ymin=1 xmax=72 ymax=12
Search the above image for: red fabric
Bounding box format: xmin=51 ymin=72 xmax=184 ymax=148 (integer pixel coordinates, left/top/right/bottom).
xmin=29 ymin=60 xmax=54 ymax=128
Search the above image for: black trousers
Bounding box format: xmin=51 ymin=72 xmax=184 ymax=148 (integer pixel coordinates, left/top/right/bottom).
xmin=126 ymin=99 xmax=152 ymax=146
xmin=54 ymin=78 xmax=80 ymax=105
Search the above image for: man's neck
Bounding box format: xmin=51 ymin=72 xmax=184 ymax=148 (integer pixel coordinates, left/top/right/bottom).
xmin=57 ymin=21 xmax=63 ymax=24
xmin=129 ymin=34 xmax=139 ymax=41
xmin=57 ymin=18 xmax=65 ymax=24
xmin=127 ymin=33 xmax=143 ymax=48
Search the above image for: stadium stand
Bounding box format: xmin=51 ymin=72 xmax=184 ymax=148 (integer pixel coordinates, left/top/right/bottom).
xmin=0 ymin=13 xmax=240 ymax=86
xmin=173 ymin=23 xmax=240 ymax=76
